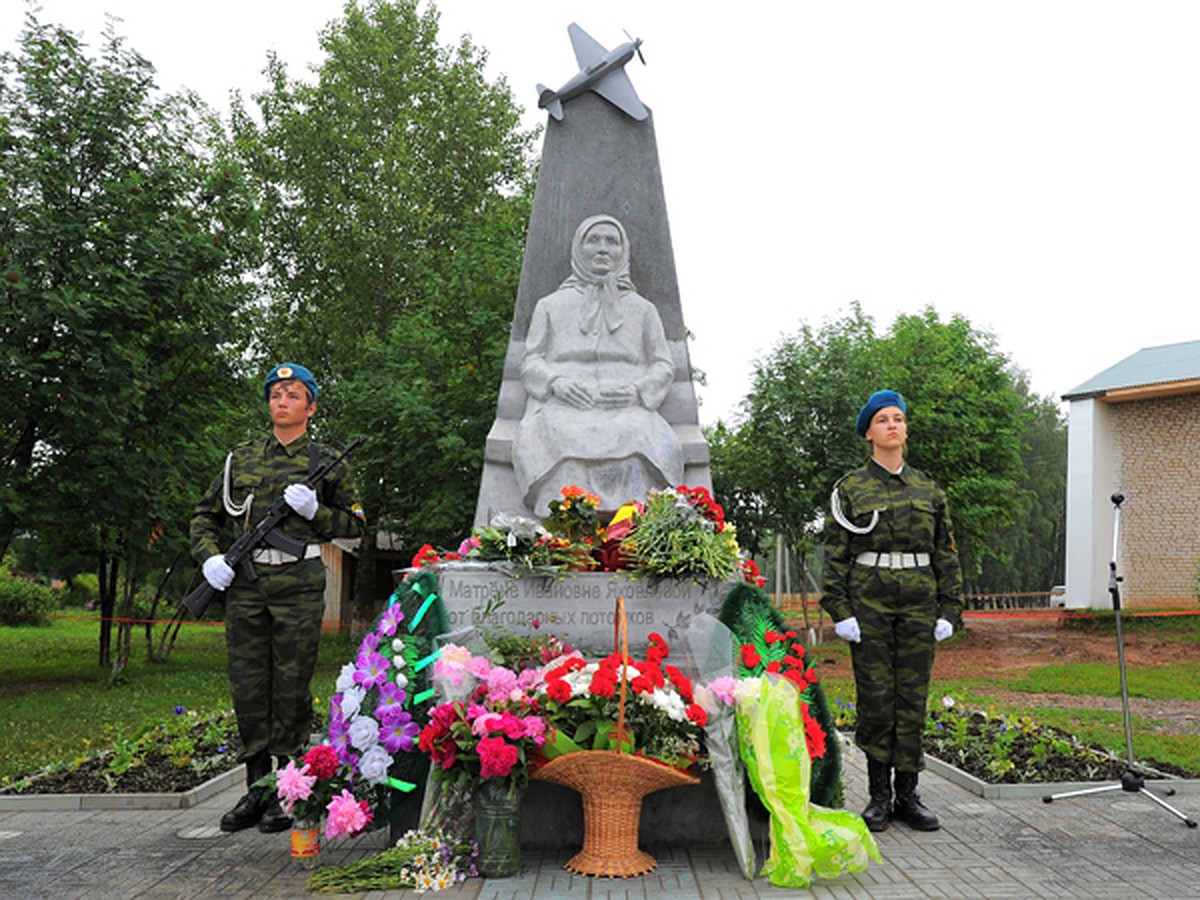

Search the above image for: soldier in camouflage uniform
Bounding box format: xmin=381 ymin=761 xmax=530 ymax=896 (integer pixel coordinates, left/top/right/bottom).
xmin=190 ymin=363 xmax=365 ymax=833
xmin=820 ymin=390 xmax=962 ymax=833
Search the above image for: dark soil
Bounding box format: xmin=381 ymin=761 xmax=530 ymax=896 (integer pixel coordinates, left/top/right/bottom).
xmin=5 ymin=748 xmax=242 ymax=794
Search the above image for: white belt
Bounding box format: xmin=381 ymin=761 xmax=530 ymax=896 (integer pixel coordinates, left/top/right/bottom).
xmin=252 ymin=545 xmax=322 ymax=566
xmin=855 ymin=551 xmax=930 ymax=569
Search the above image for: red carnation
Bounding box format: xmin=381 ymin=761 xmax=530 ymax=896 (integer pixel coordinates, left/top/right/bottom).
xmin=686 ymin=703 xmax=708 ymax=727
xmin=764 ymin=629 xmax=782 ymax=644
xmin=303 ymin=744 xmax=340 ymax=780
xmin=740 ymin=644 xmax=762 ymax=668
xmin=546 ymin=679 xmax=572 ymax=703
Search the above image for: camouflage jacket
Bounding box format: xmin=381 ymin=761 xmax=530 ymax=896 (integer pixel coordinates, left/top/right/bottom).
xmin=820 ymin=457 xmax=963 ymax=626
xmin=190 ymin=432 xmax=365 ymax=565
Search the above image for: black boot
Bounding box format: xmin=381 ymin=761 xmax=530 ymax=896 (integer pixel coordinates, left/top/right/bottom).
xmin=220 ymin=753 xmax=271 ymax=832
xmin=893 ymin=770 xmax=940 ymax=831
xmin=257 ymin=756 xmax=294 ymax=833
xmin=861 ymin=757 xmax=892 ymax=832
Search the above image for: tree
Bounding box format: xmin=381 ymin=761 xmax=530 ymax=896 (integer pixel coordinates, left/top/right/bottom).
xmin=712 ymin=304 xmax=1031 ymax=583
xmin=877 ymin=308 xmax=1030 ymax=578
xmin=973 ymin=380 xmax=1066 ymax=593
xmin=0 ymin=14 xmax=260 ymax=664
xmin=229 ymin=0 xmax=536 ymax=581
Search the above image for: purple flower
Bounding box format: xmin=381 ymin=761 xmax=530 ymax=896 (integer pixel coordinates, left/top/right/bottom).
xmin=358 ymin=631 xmax=380 ymax=654
xmin=327 ymin=709 xmax=353 ymax=764
xmin=374 ymin=681 xmax=408 ymax=720
xmin=354 ymin=651 xmax=390 ymax=690
xmin=173 ymin=705 xmax=186 ymax=715
xmin=377 ymin=603 xmax=404 ymax=637
xmin=380 ymin=713 xmax=421 ymax=753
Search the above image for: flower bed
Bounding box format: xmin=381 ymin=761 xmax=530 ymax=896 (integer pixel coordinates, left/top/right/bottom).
xmin=0 ymin=707 xmax=241 ymax=796
xmin=832 ymin=695 xmax=1200 ymax=785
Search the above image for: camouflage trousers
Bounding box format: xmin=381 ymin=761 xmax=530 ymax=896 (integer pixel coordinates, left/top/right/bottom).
xmin=224 ymin=557 xmax=325 ymax=762
xmin=848 ymin=567 xmax=938 ymax=773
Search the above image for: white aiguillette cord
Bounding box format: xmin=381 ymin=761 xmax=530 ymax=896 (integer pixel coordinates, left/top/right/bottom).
xmin=830 ymin=488 xmax=882 ymax=535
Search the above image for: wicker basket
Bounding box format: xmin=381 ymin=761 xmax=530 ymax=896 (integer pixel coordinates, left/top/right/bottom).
xmin=531 ymin=597 xmax=701 ymax=877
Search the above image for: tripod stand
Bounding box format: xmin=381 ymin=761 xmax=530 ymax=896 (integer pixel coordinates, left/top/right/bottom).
xmin=1043 ymin=493 xmax=1196 ymax=826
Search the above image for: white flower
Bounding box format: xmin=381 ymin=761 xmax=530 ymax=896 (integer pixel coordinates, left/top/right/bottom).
xmin=732 ymin=676 xmax=763 ymax=705
xmin=394 ymin=671 xmax=409 ymax=690
xmin=391 ymin=641 xmax=406 ymax=659
xmin=349 ymin=714 xmax=381 ymax=751
xmin=358 ymin=744 xmax=394 ymax=785
xmin=644 ymin=687 xmax=687 ymax=721
xmin=339 ymin=685 xmax=366 ymax=718
xmin=335 ymin=663 xmax=358 ymax=693
xmin=941 ymin=695 xmax=956 ymax=709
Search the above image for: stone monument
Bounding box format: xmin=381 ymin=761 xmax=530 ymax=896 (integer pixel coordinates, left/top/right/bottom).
xmin=474 ymin=41 xmax=710 ymax=525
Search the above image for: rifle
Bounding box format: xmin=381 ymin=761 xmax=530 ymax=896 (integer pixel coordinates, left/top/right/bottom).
xmin=182 ymin=435 xmax=365 ymax=618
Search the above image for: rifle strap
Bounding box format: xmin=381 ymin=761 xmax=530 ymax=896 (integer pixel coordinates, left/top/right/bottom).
xmin=308 ymin=441 xmax=321 ymax=479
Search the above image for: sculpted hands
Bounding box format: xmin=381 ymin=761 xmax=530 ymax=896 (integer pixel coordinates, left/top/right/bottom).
xmin=834 ymin=616 xmax=862 ymax=643
xmin=202 ymin=554 xmax=235 ymax=591
xmin=934 ymin=618 xmax=954 ymax=642
xmin=284 ymin=483 xmax=318 ymax=520
xmin=595 ymin=384 xmax=639 ymax=409
xmin=551 ymin=378 xmax=595 ymax=410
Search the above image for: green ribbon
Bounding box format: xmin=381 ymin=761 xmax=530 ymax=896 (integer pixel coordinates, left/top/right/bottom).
xmin=387 ymin=777 xmax=417 ymax=793
xmin=413 ymin=648 xmax=440 ymax=673
xmin=409 ymin=591 xmax=437 ymax=632
xmin=413 ymin=688 xmax=436 ymax=705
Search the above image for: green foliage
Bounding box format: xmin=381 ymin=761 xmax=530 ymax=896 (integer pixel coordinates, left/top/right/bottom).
xmin=1 ymin=12 xmax=261 ymax=661
xmin=877 ymin=308 xmax=1030 ymax=578
xmin=1009 ymin=662 xmax=1200 ymax=699
xmin=230 ymin=0 xmax=537 ymax=548
xmin=0 ymin=564 xmax=58 ymax=626
xmin=711 ymin=303 xmax=1040 ymax=583
xmin=622 ymin=489 xmax=741 ymax=582
xmin=972 ymin=380 xmax=1066 ymax=592
xmin=0 ymin=614 xmax=358 ymax=781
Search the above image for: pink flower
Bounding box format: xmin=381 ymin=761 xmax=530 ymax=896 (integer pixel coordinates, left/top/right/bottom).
xmin=325 ymin=789 xmax=372 ymax=840
xmin=478 ymin=736 xmax=519 ymax=779
xmin=706 ymin=676 xmax=739 ymax=707
xmin=521 ymin=715 xmax=547 ymax=744
xmin=471 ymin=711 xmax=503 ymax=737
xmin=275 ymin=760 xmax=316 ymax=814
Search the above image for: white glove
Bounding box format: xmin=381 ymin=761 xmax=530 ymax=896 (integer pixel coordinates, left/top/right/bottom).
xmin=284 ymin=483 xmax=318 ymax=520
xmin=202 ymin=554 xmax=235 ymax=591
xmin=934 ymin=618 xmax=954 ymax=642
xmin=834 ymin=616 xmax=862 ymax=643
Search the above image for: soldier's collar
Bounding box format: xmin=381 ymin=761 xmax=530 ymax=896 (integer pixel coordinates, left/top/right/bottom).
xmin=868 ymin=457 xmax=908 ymax=480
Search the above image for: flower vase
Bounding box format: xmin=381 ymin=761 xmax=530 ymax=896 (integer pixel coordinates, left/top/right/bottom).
xmin=473 ymin=778 xmax=523 ymax=878
xmin=290 ymin=816 xmax=321 ymax=869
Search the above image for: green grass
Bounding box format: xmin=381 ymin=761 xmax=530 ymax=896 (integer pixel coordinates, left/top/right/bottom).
xmin=1009 ymin=662 xmax=1200 ymax=698
xmin=813 ymin=612 xmax=1200 ymax=776
xmin=0 ymin=612 xmax=360 ymax=782
xmin=5 ymin=610 xmax=1199 ymax=785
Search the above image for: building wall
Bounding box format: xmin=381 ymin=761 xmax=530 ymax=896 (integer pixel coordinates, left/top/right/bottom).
xmin=1063 ymin=398 xmax=1115 ymax=609
xmin=1108 ymin=394 xmax=1200 ymax=605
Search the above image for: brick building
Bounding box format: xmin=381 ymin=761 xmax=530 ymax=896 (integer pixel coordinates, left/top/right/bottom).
xmin=1061 ymin=339 xmax=1200 ymax=608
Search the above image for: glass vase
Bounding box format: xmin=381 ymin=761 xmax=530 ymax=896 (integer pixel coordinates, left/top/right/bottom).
xmin=473 ymin=777 xmax=524 ymax=878
xmin=290 ymin=815 xmax=321 ymax=869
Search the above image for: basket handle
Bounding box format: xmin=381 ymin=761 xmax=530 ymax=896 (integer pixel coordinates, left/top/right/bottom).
xmin=614 ymin=595 xmax=629 ymax=754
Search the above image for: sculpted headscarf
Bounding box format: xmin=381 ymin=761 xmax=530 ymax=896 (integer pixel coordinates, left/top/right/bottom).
xmin=561 ymin=214 xmax=636 ymax=335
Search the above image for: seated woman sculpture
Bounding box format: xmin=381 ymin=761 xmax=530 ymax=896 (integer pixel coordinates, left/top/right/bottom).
xmin=513 ymin=214 xmax=683 ymax=515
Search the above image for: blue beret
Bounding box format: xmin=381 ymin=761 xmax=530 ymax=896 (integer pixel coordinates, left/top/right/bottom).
xmin=263 ymin=363 xmax=318 ymax=402
xmin=856 ymin=390 xmax=906 ymax=437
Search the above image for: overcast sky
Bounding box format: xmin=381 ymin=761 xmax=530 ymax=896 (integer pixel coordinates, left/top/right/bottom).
xmin=6 ymin=1 xmax=1200 ymax=423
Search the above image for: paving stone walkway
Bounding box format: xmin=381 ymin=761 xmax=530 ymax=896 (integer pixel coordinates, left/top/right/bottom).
xmin=2 ymin=746 xmax=1198 ymax=898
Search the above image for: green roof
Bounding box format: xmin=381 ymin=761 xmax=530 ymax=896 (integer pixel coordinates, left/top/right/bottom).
xmin=1063 ymin=339 xmax=1200 ymax=399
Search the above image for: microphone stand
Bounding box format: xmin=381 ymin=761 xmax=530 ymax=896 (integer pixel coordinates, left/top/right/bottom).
xmin=1042 ymin=493 xmax=1197 ymax=826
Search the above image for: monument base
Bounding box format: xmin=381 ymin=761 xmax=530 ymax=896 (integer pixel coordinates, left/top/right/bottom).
xmin=429 ymin=564 xmax=737 ymax=655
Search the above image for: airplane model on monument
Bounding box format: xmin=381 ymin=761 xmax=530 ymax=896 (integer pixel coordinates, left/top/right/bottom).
xmin=537 ymin=23 xmax=647 ymax=121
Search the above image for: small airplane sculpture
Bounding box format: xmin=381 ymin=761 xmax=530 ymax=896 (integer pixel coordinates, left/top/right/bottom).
xmin=537 ymin=23 xmax=647 ymax=121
